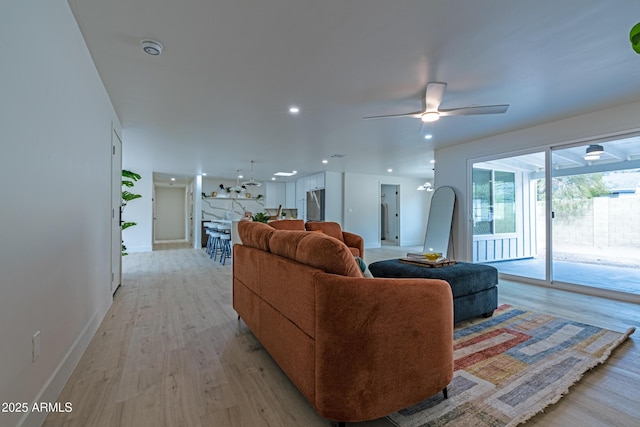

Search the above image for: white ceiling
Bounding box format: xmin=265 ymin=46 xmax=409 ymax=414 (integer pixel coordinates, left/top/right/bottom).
xmin=68 ymin=0 xmax=640 ymax=182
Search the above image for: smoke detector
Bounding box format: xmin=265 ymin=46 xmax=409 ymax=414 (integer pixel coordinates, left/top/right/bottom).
xmin=141 ymin=40 xmax=163 ymax=56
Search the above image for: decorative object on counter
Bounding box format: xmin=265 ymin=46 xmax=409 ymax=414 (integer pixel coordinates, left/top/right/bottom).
xmin=245 ymin=193 xmax=251 ymax=198
xmin=121 ymin=169 xmax=142 ymax=256
xmin=256 ymin=194 xmax=263 ymax=199
xmin=244 ymin=211 xmax=252 ymax=219
xmin=202 ymin=192 xmax=206 ymax=198
xmin=251 ymin=212 xmax=270 ymax=223
xmin=211 ymin=191 xmax=217 ymax=197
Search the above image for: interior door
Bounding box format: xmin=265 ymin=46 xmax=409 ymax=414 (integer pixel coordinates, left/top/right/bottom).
xmin=111 ymin=127 xmax=122 ymax=294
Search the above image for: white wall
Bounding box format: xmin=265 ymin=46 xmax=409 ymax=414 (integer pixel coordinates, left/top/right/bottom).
xmin=0 ymin=2 xmax=120 ymax=426
xmin=437 ymin=100 xmax=640 ymax=262
xmin=343 ymin=173 xmax=430 ymax=251
xmin=121 ymin=130 xmax=154 ymax=252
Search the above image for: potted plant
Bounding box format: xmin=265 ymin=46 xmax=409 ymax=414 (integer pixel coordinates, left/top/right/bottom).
xmin=251 ymin=212 xmax=270 ymax=223
xmin=121 ymin=169 xmax=142 ymax=255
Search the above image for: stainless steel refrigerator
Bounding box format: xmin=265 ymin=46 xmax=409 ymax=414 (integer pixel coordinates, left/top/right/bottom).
xmin=306 ymin=189 xmax=325 ymax=222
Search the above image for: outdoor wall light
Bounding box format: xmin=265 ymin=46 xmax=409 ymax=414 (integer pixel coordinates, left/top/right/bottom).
xmin=584 ymin=144 xmax=604 ymax=160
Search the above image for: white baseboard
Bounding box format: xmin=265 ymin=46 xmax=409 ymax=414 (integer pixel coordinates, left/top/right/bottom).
xmin=19 ymin=297 xmax=112 ymax=427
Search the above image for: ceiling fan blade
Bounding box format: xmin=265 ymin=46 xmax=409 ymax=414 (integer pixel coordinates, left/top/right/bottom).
xmin=425 ymin=82 xmax=447 ymax=111
xmin=439 ymin=104 xmax=509 ymax=116
xmin=362 ymin=111 xmax=423 ymax=120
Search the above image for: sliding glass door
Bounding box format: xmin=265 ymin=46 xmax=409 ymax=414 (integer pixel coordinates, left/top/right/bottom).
xmin=472 ymin=151 xmax=546 ymax=281
xmin=474 ymin=136 xmax=640 ymax=296
xmin=551 ymin=140 xmax=640 ymax=294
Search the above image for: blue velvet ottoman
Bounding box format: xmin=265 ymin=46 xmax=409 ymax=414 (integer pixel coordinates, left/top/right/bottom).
xmin=368 ymin=259 xmax=498 ymax=324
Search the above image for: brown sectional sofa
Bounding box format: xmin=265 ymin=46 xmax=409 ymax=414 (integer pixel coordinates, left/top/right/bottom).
xmin=233 ymin=221 xmax=454 ymax=424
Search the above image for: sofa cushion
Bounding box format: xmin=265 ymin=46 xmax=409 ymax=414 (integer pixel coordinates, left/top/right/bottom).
xmin=237 ymin=220 xmax=274 ymax=252
xmin=270 ymin=230 xmax=314 ymax=260
xmin=305 ymin=221 xmax=345 ymax=242
xmin=268 ymin=230 xmax=362 ymax=278
xmin=268 ymin=219 xmax=305 ymax=230
xmin=295 ymin=233 xmax=363 ymax=278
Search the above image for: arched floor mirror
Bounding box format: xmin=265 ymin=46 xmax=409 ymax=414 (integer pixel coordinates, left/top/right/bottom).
xmin=423 ymin=186 xmax=456 ymax=257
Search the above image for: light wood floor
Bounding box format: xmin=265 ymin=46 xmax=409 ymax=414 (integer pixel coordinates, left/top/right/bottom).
xmin=44 ymin=246 xmax=639 ymax=427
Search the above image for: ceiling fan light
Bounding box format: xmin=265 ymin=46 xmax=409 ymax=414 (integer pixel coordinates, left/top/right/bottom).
xmin=421 ymin=112 xmax=440 ymax=122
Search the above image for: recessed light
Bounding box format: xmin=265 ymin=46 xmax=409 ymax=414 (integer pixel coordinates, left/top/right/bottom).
xmin=170 ymin=177 xmax=176 ymax=181
xmin=238 ymin=175 xmax=243 ymax=179
xmin=272 ymin=177 xmax=276 ymax=181
xmin=430 ymin=160 xmax=436 ymax=164
xmin=387 ymin=169 xmax=393 ymax=173
xmin=202 ymin=173 xmax=207 ymax=176
xmin=289 ymin=106 xmax=300 ymax=114
xmin=322 ymin=159 xmax=328 ymax=164
xmin=424 ymin=134 xmax=433 ymax=139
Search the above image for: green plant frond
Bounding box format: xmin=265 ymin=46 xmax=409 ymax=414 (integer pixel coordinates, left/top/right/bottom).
xmin=122 ymin=191 xmax=142 ymax=202
xmin=121 ymin=170 xmax=141 ymax=256
xmin=122 ymin=170 xmax=141 ymax=181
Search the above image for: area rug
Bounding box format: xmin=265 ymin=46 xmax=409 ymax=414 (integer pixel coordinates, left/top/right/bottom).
xmin=387 ymin=304 xmax=635 ymax=427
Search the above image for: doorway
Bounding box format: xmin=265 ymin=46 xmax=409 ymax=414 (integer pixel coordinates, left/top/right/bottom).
xmin=110 ymin=127 xmax=122 ymax=295
xmin=154 ymin=185 xmax=187 ymax=243
xmin=381 ymin=184 xmax=399 ymax=246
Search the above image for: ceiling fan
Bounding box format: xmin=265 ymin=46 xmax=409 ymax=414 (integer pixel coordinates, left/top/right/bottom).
xmin=363 ymin=82 xmax=509 ymax=122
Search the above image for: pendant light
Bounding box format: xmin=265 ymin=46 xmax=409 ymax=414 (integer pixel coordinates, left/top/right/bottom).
xmin=242 ymin=160 xmax=262 ymax=187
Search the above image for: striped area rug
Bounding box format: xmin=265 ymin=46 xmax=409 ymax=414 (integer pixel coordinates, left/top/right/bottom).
xmin=388 ymin=304 xmax=635 ymax=427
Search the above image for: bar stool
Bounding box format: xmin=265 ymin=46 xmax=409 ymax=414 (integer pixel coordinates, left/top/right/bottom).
xmin=205 ymin=225 xmax=216 ymax=256
xmin=205 ymin=227 xmax=213 ymax=255
xmin=219 ymin=229 xmax=232 ymax=265
xmin=209 ymin=226 xmax=224 ymax=260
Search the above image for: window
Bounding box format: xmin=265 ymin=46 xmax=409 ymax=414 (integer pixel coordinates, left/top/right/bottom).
xmin=473 ymin=168 xmax=515 ymax=235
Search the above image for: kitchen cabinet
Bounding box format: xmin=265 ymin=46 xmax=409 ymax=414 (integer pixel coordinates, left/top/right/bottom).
xmin=285 ymin=182 xmax=296 ymax=208
xmin=264 ymin=182 xmax=286 ymax=208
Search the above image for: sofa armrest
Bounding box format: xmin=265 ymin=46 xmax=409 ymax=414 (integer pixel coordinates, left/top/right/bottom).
xmin=313 ymin=275 xmax=454 ymax=422
xmin=342 ymin=231 xmax=364 ymax=258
